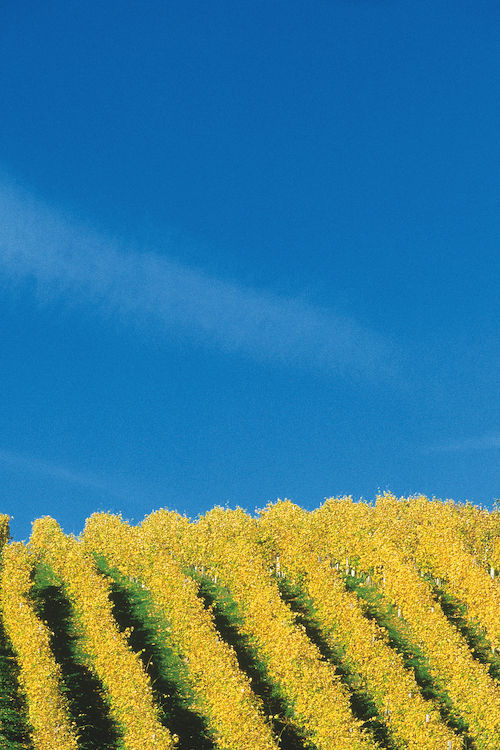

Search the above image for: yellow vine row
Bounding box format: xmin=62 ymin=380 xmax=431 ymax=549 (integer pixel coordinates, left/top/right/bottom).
xmin=258 ymin=499 xmax=460 ymax=750
xmin=391 ymin=496 xmax=500 ymax=653
xmin=168 ymin=505 xmax=380 ymax=750
xmin=0 ymin=539 xmax=79 ymax=750
xmin=313 ymin=497 xmax=500 ymax=750
xmin=0 ymin=514 xmax=9 ymax=552
xmin=29 ymin=516 xmax=174 ymax=750
xmin=82 ymin=511 xmax=279 ymax=750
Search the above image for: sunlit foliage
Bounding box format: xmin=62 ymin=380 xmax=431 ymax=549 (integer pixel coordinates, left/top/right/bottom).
xmin=1 ymin=496 xmax=500 ymax=749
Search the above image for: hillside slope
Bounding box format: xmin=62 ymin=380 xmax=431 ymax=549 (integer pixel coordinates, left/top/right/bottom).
xmin=1 ymin=495 xmax=500 ymax=750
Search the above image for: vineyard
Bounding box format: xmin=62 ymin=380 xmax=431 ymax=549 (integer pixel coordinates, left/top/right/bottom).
xmin=1 ymin=495 xmax=500 ymax=750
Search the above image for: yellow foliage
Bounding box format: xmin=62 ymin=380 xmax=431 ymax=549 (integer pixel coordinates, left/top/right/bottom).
xmin=181 ymin=505 xmax=378 ymax=750
xmin=0 ymin=514 xmax=10 ymax=551
xmin=6 ymin=497 xmax=500 ymax=749
xmin=29 ymin=517 xmax=174 ymax=750
xmin=0 ymin=541 xmax=79 ymax=750
xmin=83 ymin=511 xmax=279 ymax=750
xmin=258 ymin=499 xmax=460 ymax=750
xmin=315 ymin=496 xmax=500 ymax=750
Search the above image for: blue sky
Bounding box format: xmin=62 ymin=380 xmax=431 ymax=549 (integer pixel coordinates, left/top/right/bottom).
xmin=1 ymin=0 xmax=499 ymax=540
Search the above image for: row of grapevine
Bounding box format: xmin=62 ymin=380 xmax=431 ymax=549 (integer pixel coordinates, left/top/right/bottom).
xmin=0 ymin=540 xmax=79 ymax=750
xmin=0 ymin=515 xmax=32 ymax=749
xmin=82 ymin=511 xmax=279 ymax=750
xmin=312 ymin=497 xmax=500 ymax=750
xmin=423 ymin=499 xmax=500 ymax=568
xmin=29 ymin=516 xmax=175 ymax=750
xmin=257 ymin=498 xmax=460 ymax=750
xmin=376 ymin=495 xmax=500 ymax=652
xmin=158 ymin=505 xmax=380 ymax=750
xmin=0 ymin=514 xmax=9 ymax=551
xmin=3 ymin=497 xmax=500 ymax=750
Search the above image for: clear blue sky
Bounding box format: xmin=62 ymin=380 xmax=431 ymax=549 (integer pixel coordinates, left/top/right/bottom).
xmin=1 ymin=0 xmax=499 ymax=541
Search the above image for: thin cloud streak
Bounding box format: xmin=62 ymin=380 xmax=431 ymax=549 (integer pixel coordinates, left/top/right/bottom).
xmin=0 ymin=174 xmax=391 ymax=377
xmin=422 ymin=434 xmax=500 ymax=454
xmin=0 ymin=447 xmax=138 ymax=501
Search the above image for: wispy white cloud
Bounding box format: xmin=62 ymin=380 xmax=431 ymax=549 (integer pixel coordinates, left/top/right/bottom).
xmin=0 ymin=447 xmax=137 ymax=500
xmin=0 ymin=173 xmax=391 ymax=377
xmin=423 ymin=433 xmax=500 ymax=453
